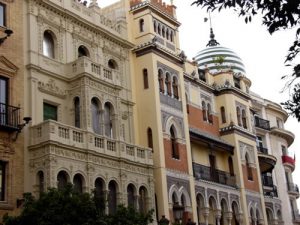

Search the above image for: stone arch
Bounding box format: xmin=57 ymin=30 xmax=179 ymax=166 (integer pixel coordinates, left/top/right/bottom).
xmin=42 ymin=29 xmax=57 ymax=59
xmin=78 ymin=45 xmax=90 ymax=58
xmin=57 ymin=169 xmax=71 ymax=190
xmin=266 ymin=207 xmax=274 ymax=225
xmin=169 ymin=184 xmax=180 ymax=204
xmin=127 ymin=183 xmax=137 ymax=208
xmin=108 ymin=179 xmax=119 ymax=214
xmin=165 ymin=116 xmax=183 ymax=139
xmin=108 ymin=58 xmax=118 ymax=70
xmin=139 ymin=185 xmax=149 ymax=214
xmin=179 ymin=186 xmax=191 ymax=207
xmin=196 ymin=193 xmax=206 ymax=225
xmin=73 ymin=172 xmax=86 ymax=193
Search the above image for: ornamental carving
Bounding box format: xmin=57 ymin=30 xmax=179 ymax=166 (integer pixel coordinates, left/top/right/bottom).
xmin=38 ymin=79 xmax=67 ymax=99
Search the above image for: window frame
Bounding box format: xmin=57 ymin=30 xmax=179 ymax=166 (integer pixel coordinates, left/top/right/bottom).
xmin=43 ymin=102 xmax=58 ymax=121
xmin=0 ymin=3 xmax=6 ymax=28
xmin=0 ymin=161 xmax=7 ymax=201
xmin=143 ymin=69 xmax=149 ymax=89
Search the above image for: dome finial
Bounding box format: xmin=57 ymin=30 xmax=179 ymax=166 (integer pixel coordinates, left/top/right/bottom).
xmin=206 ymin=11 xmax=219 ymax=47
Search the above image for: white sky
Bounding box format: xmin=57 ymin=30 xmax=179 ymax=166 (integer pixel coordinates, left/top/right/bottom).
xmin=97 ymin=0 xmax=300 ymax=206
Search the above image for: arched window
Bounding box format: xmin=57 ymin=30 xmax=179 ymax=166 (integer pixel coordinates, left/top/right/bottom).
xmin=236 ymin=107 xmax=242 ymax=126
xmin=127 ymin=184 xmax=135 ymax=208
xmin=143 ymin=69 xmax=149 ymax=89
xmin=153 ymin=21 xmax=157 ymax=33
xmin=228 ymin=157 xmax=234 ymax=176
xmin=91 ymin=98 xmax=101 ymax=134
xmin=73 ymin=174 xmax=83 ymax=193
xmin=202 ymin=101 xmax=207 ymax=121
xmin=78 ymin=45 xmax=90 ymax=58
xmin=170 ymin=125 xmax=179 ymax=159
xmin=221 ymin=107 xmax=226 ymax=123
xmin=207 ymin=103 xmax=213 ymax=124
xmin=170 ymin=31 xmax=174 ymax=42
xmin=74 ymin=97 xmax=80 ymax=128
xmin=158 ymin=24 xmax=161 ymax=35
xmin=165 ymin=73 xmax=171 ymax=96
xmin=139 ymin=19 xmax=144 ymax=32
xmin=57 ymin=171 xmax=69 ymax=190
xmin=166 ymin=29 xmax=169 ymax=40
xmin=172 ymin=77 xmax=179 ymax=99
xmin=108 ymin=181 xmax=117 ymax=215
xmin=139 ymin=186 xmax=148 ymax=214
xmin=104 ymin=102 xmax=113 ymax=138
xmin=108 ymin=59 xmax=118 ymax=70
xmin=95 ymin=178 xmax=105 ymax=213
xmin=43 ymin=30 xmax=55 ymax=58
xmin=147 ymin=127 xmax=153 ymax=150
xmin=162 ymin=26 xmax=165 ymax=38
xmin=246 ymin=154 xmax=253 ymax=181
xmin=37 ymin=171 xmax=44 ymax=196
xmin=158 ymin=69 xmax=164 ymax=93
xmin=242 ymin=109 xmax=247 ymax=129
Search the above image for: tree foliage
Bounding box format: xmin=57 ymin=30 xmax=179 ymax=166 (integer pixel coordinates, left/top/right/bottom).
xmin=192 ymin=0 xmax=300 ymax=121
xmin=2 ymin=184 xmax=154 ymax=225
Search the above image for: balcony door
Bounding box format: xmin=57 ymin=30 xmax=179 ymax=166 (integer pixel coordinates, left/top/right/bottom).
xmin=0 ymin=77 xmax=8 ymax=126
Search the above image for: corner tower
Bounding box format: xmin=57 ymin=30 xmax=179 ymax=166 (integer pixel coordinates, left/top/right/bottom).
xmin=128 ymin=0 xmax=197 ymax=223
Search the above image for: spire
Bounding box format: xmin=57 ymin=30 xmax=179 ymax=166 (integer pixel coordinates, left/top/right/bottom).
xmin=205 ymin=12 xmax=220 ymax=47
xmin=207 ymin=28 xmax=219 ymax=47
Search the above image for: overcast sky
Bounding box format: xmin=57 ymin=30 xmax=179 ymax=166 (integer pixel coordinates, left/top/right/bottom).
xmin=97 ymin=0 xmax=300 ymax=205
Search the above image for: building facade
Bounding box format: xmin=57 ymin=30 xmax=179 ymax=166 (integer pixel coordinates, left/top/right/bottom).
xmin=0 ymin=0 xmax=299 ymax=224
xmin=0 ymin=0 xmax=28 ymax=219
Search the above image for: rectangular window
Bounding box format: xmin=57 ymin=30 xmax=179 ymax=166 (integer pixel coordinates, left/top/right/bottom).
xmin=43 ymin=102 xmax=57 ymax=121
xmin=0 ymin=161 xmax=7 ymax=201
xmin=0 ymin=3 xmax=5 ymax=27
xmin=0 ymin=77 xmax=8 ymax=126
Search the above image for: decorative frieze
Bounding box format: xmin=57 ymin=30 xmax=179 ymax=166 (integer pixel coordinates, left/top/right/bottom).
xmin=38 ymin=79 xmax=67 ymax=99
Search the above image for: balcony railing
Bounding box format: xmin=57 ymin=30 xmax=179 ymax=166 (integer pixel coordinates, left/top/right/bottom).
xmin=257 ymin=146 xmax=268 ymax=154
xmin=0 ymin=103 xmax=20 ymax=132
xmin=30 ymin=120 xmax=153 ymax=165
xmin=66 ymin=57 xmax=121 ymax=86
xmin=288 ymin=183 xmax=299 ymax=193
xmin=255 ymin=117 xmax=270 ymax=130
xmin=193 ymin=163 xmax=236 ymax=187
xmin=263 ymin=185 xmax=278 ymax=197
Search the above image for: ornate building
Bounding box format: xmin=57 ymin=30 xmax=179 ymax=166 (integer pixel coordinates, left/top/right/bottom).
xmin=0 ymin=0 xmax=299 ymax=224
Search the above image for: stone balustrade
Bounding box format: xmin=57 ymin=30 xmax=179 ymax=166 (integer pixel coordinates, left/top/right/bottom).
xmin=30 ymin=120 xmax=153 ymax=165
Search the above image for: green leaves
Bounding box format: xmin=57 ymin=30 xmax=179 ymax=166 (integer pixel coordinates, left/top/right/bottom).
xmin=2 ymin=185 xmax=154 ymax=225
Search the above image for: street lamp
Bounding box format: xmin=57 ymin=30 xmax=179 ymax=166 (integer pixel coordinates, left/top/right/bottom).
xmin=0 ymin=29 xmax=13 ymax=45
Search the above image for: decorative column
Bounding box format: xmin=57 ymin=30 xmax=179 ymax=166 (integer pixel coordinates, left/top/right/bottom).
xmin=202 ymin=207 xmax=209 ymax=225
xmin=226 ymin=212 xmax=233 ymax=225
xmin=215 ymin=209 xmax=222 ymax=225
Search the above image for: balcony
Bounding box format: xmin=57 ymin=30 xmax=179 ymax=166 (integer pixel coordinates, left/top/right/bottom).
xmin=254 ymin=117 xmax=270 ymax=130
xmin=287 ymin=183 xmax=300 ymax=198
xmin=270 ymin=127 xmax=295 ymax=147
xmin=29 ymin=120 xmax=153 ymax=166
xmin=0 ymin=103 xmax=21 ymax=132
xmin=66 ymin=57 xmax=121 ymax=87
xmin=257 ymin=146 xmax=277 ymax=173
xmin=193 ymin=163 xmax=236 ymax=187
xmin=282 ymin=155 xmax=295 ymax=171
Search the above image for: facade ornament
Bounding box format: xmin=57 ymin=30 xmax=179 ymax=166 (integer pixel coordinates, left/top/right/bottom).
xmin=38 ymin=79 xmax=67 ymax=99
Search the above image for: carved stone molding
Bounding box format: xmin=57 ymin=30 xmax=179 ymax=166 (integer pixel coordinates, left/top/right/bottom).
xmin=38 ymin=79 xmax=67 ymax=99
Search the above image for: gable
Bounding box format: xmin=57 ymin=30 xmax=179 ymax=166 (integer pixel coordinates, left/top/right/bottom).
xmin=0 ymin=55 xmax=18 ymax=76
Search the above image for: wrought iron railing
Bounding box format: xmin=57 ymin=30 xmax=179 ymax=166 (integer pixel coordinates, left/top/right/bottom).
xmin=257 ymin=146 xmax=268 ymax=154
xmin=254 ymin=116 xmax=270 ymax=130
xmin=0 ymin=103 xmax=20 ymax=131
xmin=193 ymin=163 xmax=236 ymax=187
xmin=264 ymin=185 xmax=278 ymax=197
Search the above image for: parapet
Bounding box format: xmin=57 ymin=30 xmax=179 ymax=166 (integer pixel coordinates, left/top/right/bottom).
xmin=130 ymin=0 xmax=176 ymax=18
